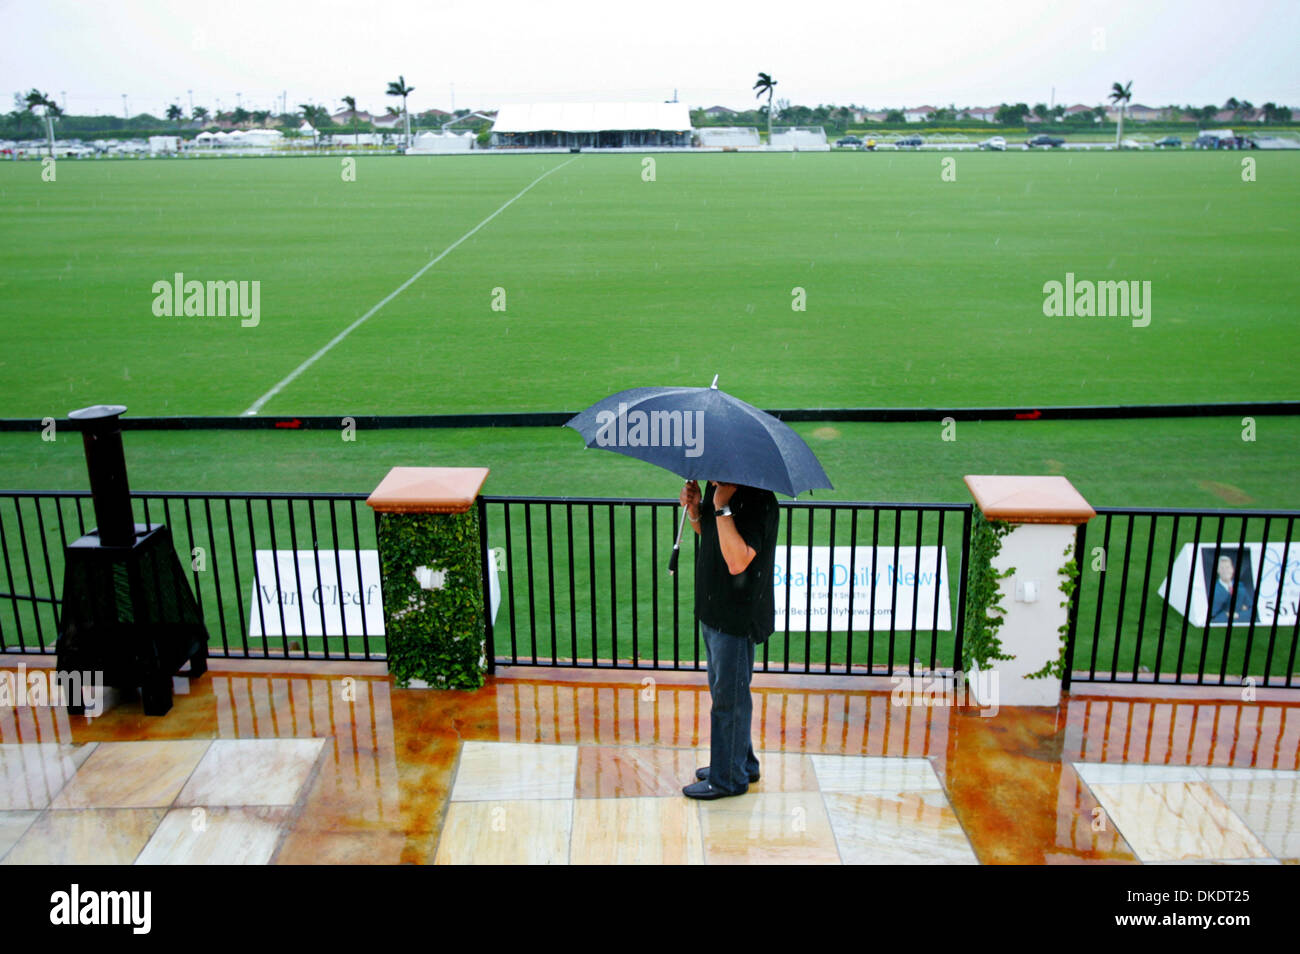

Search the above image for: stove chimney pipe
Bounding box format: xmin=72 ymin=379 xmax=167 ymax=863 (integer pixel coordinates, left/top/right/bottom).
xmin=68 ymin=404 xmax=136 ymax=547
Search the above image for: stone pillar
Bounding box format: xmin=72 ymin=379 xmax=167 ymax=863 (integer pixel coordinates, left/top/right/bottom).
xmin=962 ymin=475 xmax=1095 ymax=707
xmin=366 ymin=467 xmax=490 ymax=690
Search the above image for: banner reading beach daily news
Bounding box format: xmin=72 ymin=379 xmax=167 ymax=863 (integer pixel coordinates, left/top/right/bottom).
xmin=774 ymin=546 xmax=952 ymax=631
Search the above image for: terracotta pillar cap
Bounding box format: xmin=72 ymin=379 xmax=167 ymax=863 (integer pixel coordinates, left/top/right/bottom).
xmin=366 ymin=467 xmax=490 ymax=515
xmin=964 ymin=475 xmax=1095 ymax=525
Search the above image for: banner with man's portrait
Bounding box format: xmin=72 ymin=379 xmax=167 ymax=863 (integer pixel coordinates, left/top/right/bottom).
xmin=1156 ymin=542 xmax=1300 ymax=628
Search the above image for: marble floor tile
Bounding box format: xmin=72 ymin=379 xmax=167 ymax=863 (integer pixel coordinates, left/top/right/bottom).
xmin=450 ymin=742 xmax=578 ymax=802
xmin=575 ymin=745 xmax=703 ymax=798
xmin=0 ymin=810 xmax=40 ymax=860
xmin=1090 ymin=782 xmax=1271 ymax=862
xmin=3 ymin=808 xmax=166 ymax=865
xmin=1199 ymin=766 xmax=1300 ymax=782
xmin=434 ymin=799 xmax=572 ymax=864
xmin=135 ymin=806 xmax=292 ymax=864
xmin=1145 ymin=858 xmax=1281 ymax=865
xmin=0 ymin=743 xmax=97 ymax=810
xmin=698 ymin=791 xmax=840 ymax=864
xmin=274 ymin=828 xmax=408 ymax=865
xmin=1206 ymin=776 xmax=1300 ymax=859
xmin=752 ymin=752 xmax=819 ymax=793
xmin=1075 ymin=762 xmax=1203 ymax=785
xmin=823 ymin=790 xmax=979 ymax=865
xmin=810 ymin=755 xmax=941 ymax=794
xmin=570 ymin=796 xmax=704 ymax=864
xmin=177 ymin=738 xmax=325 ymax=806
xmin=50 ymin=741 xmax=212 ymax=809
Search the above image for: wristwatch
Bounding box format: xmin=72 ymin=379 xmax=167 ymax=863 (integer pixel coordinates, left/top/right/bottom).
xmin=714 ymin=505 xmax=733 ymax=517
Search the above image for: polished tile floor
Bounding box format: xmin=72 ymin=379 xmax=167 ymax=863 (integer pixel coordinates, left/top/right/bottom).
xmin=434 ymin=742 xmax=977 ymax=864
xmin=1 ymin=663 xmax=1298 ymax=864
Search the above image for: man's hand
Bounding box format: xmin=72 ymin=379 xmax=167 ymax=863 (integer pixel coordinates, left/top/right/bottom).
xmin=713 ymin=482 xmax=737 ymax=509
xmin=680 ymin=480 xmax=702 ymax=535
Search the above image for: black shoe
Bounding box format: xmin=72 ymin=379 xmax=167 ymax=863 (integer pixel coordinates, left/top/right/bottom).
xmin=682 ymin=779 xmax=747 ymax=800
xmin=695 ymin=765 xmax=761 ymax=783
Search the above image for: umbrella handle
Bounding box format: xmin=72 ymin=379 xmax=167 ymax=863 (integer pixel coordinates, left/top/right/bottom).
xmin=668 ymin=505 xmax=689 ymax=575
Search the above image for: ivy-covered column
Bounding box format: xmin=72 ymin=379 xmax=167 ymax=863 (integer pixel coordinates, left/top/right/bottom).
xmin=962 ymin=475 xmax=1094 ymax=707
xmin=366 ymin=467 xmax=491 ymax=690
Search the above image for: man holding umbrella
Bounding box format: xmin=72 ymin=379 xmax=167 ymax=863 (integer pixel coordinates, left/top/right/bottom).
xmin=564 ymin=377 xmax=832 ymax=798
xmin=679 ymin=478 xmax=779 ymax=799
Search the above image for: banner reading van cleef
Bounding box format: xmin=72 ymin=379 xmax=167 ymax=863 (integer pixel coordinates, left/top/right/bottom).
xmin=1156 ymin=541 xmax=1300 ymax=628
xmin=247 ymin=549 xmax=503 ymax=637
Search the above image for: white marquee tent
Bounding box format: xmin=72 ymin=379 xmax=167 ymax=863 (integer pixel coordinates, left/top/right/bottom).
xmin=491 ymin=102 xmax=692 ymax=148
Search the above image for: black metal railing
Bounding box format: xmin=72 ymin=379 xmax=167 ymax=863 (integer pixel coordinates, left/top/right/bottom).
xmin=0 ymin=491 xmax=380 ymax=661
xmin=481 ymin=495 xmax=972 ymax=676
xmin=1065 ymin=506 xmax=1300 ymax=688
xmin=5 ymin=488 xmax=1297 ymax=690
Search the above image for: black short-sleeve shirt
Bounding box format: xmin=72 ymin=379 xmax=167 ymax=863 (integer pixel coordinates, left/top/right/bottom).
xmin=694 ymin=482 xmax=780 ymax=642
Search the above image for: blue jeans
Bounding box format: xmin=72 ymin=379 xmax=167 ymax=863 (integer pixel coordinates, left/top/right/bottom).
xmin=702 ymin=621 xmax=760 ymax=793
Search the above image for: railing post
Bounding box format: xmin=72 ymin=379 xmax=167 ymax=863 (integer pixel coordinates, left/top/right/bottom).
xmin=952 ymin=504 xmax=973 ymax=673
xmin=477 ymin=494 xmax=495 ymax=675
xmin=366 ymin=467 xmax=491 ymax=690
xmin=1061 ymin=521 xmax=1088 ymax=691
xmin=963 ymin=475 xmax=1096 ymax=707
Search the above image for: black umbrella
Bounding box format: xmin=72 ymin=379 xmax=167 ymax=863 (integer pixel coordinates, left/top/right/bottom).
xmin=565 ymin=376 xmax=833 ymax=572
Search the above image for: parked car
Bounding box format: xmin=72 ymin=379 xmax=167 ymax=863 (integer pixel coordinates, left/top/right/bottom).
xmin=895 ymin=134 xmax=924 ymax=148
xmin=835 ymin=135 xmax=862 ymax=148
xmin=979 ymin=135 xmax=1007 ymax=151
xmin=1154 ymin=136 xmax=1182 ymax=148
xmin=1026 ymin=134 xmax=1065 ymax=148
xmin=1194 ymin=132 xmax=1250 ymax=150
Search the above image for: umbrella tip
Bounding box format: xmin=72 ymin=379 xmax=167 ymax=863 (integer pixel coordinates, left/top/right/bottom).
xmin=710 ymin=374 xmax=719 ymax=390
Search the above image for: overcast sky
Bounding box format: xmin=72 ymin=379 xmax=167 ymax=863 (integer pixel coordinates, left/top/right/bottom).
xmin=4 ymin=0 xmax=1297 ymax=117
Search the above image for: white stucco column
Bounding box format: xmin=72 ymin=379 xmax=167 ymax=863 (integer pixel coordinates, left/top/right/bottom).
xmin=963 ymin=475 xmax=1095 ymax=707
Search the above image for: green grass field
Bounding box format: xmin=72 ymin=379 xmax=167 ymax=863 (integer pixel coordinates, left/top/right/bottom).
xmin=0 ymin=151 xmax=1297 ymax=673
xmin=1 ymin=150 xmax=1297 ymax=505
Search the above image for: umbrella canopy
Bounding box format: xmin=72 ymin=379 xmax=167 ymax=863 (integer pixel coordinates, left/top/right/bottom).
xmin=564 ymin=379 xmax=833 ymax=497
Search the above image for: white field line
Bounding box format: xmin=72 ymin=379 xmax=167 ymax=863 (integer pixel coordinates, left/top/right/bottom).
xmin=242 ymin=156 xmax=580 ymax=416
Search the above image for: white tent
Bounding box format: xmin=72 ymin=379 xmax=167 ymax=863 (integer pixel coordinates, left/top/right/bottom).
xmin=769 ymin=126 xmax=830 ymax=150
xmin=298 ymin=122 xmax=317 ymax=137
xmin=408 ymin=130 xmax=474 ymax=154
xmin=697 ymin=126 xmax=760 ymax=148
xmin=232 ymin=129 xmax=283 ymax=147
xmin=492 ymin=102 xmax=690 ymax=133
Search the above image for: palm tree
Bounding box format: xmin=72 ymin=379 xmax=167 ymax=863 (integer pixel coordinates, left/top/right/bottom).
xmin=386 ymin=76 xmax=415 ymax=149
xmin=192 ymin=105 xmax=209 ymax=124
xmin=299 ymin=103 xmax=329 ymax=127
xmin=24 ymin=89 xmax=61 ymax=157
xmin=753 ymin=72 xmax=777 ymax=143
xmin=1109 ymin=80 xmax=1132 ymax=148
xmin=342 ymin=95 xmax=360 ymax=146
xmin=166 ymin=104 xmax=183 ymax=124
